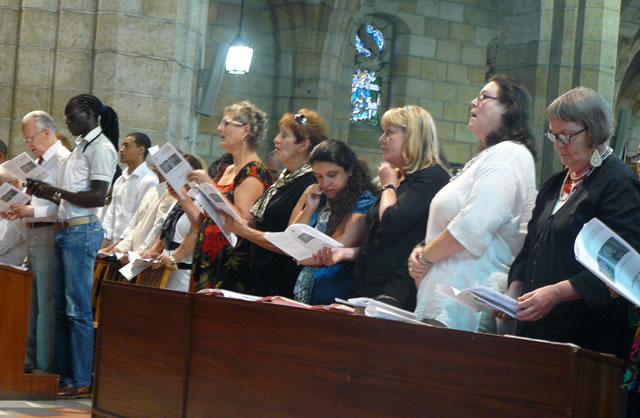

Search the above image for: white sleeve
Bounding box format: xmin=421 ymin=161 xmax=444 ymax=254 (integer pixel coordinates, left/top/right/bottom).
xmin=136 ymin=196 xmax=176 ymax=253
xmin=447 ymin=155 xmax=526 ymax=256
xmin=102 ymin=199 xmax=115 ymax=241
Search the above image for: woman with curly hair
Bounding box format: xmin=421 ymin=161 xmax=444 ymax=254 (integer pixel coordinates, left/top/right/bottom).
xmin=185 ymin=101 xmax=272 ymax=292
xmin=290 ymin=139 xmax=377 ymax=305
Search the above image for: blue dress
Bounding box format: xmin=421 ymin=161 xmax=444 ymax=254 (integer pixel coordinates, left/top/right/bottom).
xmin=295 ymin=190 xmax=376 ymax=305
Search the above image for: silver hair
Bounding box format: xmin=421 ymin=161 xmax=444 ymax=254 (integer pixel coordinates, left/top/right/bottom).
xmin=22 ymin=110 xmax=56 ymax=133
xmin=545 ymin=87 xmax=615 ymax=147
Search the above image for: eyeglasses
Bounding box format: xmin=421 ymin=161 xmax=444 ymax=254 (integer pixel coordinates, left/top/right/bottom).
xmin=24 ymin=128 xmax=45 ymax=143
xmin=629 ymin=154 xmax=640 ymax=164
xmin=220 ymin=118 xmax=245 ymax=128
xmin=475 ymin=93 xmax=498 ymax=103
xmin=545 ymin=127 xmax=586 ymax=145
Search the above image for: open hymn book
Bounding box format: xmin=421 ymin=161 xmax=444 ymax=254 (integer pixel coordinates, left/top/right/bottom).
xmin=435 ymin=284 xmax=521 ymax=319
xmin=264 ymin=224 xmax=343 ymax=261
xmin=575 ymin=218 xmax=640 ymax=307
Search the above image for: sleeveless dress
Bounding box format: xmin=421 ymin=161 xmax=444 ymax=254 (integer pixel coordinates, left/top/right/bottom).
xmin=191 ymin=162 xmax=271 ymax=292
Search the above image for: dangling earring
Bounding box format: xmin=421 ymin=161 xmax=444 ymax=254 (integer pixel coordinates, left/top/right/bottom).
xmin=590 ymin=148 xmax=602 ymax=167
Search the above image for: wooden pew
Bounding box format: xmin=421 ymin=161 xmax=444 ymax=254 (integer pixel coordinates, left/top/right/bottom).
xmin=93 ymin=282 xmax=623 ymax=417
xmin=0 ymin=265 xmax=57 ymax=400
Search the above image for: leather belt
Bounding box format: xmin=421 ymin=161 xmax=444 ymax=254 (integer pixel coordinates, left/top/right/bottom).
xmin=56 ymin=215 xmax=99 ymax=231
xmin=177 ymin=262 xmax=192 ymax=270
xmin=26 ymin=222 xmax=55 ymax=229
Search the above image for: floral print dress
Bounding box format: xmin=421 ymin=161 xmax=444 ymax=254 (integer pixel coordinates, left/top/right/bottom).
xmin=191 ymin=161 xmax=271 ymax=292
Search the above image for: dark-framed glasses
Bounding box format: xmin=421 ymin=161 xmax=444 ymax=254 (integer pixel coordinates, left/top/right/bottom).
xmin=629 ymin=153 xmax=640 ymax=164
xmin=545 ymin=127 xmax=586 ymax=145
xmin=475 ymin=93 xmax=498 ymax=103
xmin=220 ymin=118 xmax=245 ymax=128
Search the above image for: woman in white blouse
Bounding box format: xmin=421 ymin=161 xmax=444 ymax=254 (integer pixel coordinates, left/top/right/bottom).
xmin=408 ymin=75 xmax=537 ymax=332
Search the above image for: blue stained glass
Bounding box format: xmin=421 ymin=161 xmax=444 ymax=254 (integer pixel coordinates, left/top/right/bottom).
xmin=355 ymin=35 xmax=371 ymax=57
xmin=351 ymin=69 xmax=380 ymax=125
xmin=354 ymin=25 xmax=384 ymax=57
xmin=367 ymin=25 xmax=384 ymax=52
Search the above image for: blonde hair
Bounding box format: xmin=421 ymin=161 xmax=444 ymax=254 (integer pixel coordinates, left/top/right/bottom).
xmin=381 ymin=105 xmax=442 ymax=174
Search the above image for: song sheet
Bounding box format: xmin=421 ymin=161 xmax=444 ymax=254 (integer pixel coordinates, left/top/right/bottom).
xmin=575 ymin=218 xmax=640 ymax=307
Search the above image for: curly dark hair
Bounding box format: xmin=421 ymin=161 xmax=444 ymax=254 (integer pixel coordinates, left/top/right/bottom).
xmin=485 ymin=74 xmax=536 ymax=159
xmin=309 ymin=139 xmax=376 ymax=236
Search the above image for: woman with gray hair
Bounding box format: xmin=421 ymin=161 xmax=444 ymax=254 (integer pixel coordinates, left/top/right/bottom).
xmin=503 ymin=87 xmax=640 ymax=356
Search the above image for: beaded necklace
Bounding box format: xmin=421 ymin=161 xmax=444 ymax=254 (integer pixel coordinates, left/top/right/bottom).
xmin=558 ymin=147 xmax=612 ymax=201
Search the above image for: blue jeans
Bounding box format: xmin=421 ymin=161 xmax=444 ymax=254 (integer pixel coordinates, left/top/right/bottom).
xmin=54 ymin=221 xmax=103 ymax=387
xmin=25 ymin=225 xmax=56 ymax=373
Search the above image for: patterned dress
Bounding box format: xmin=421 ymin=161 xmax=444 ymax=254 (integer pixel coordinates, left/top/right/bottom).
xmin=191 ymin=161 xmax=271 ymax=292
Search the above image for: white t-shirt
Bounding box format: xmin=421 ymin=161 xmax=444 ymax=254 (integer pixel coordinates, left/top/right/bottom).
xmin=57 ymin=127 xmax=117 ymax=220
xmin=102 ymin=162 xmax=158 ymax=241
xmin=415 ymin=141 xmax=537 ymax=331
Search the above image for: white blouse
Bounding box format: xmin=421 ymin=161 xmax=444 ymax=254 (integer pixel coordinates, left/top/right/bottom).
xmin=415 ymin=141 xmax=537 ymax=331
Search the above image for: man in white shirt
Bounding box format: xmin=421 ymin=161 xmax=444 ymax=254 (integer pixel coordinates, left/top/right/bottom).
xmin=28 ymin=94 xmax=118 ymax=398
xmin=9 ymin=111 xmax=71 ymax=374
xmin=101 ymin=133 xmax=157 ymax=247
xmin=100 ymin=167 xmax=175 ymax=257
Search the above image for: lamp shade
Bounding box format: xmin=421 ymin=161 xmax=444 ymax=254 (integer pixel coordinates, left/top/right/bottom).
xmin=225 ymin=43 xmax=253 ymax=74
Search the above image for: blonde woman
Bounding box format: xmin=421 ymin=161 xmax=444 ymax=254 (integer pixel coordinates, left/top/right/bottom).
xmin=315 ymin=105 xmax=449 ymax=310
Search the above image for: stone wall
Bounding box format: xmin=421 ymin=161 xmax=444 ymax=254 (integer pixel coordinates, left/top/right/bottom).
xmin=345 ymin=0 xmax=499 ymax=169
xmin=0 ymin=0 xmax=207 ymax=158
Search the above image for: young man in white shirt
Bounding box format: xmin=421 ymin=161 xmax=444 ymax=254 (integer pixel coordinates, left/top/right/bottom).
xmin=101 ymin=133 xmax=157 ymax=247
xmin=28 ymin=94 xmax=118 ymax=398
xmin=9 ymin=111 xmax=71 ymax=374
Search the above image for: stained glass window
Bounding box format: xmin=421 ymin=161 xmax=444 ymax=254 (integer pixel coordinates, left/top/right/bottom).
xmin=351 ymin=25 xmax=384 ymax=125
xmin=351 ymin=69 xmax=380 ymax=124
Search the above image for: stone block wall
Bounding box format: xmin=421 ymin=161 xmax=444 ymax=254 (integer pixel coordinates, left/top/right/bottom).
xmin=198 ymin=0 xmax=276 ymax=162
xmin=0 ymin=0 xmax=207 ymax=158
xmin=343 ymin=0 xmax=499 ymax=170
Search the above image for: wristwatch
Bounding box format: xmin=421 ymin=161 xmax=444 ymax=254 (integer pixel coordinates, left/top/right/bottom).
xmin=168 ymin=255 xmax=177 ymax=265
xmin=381 ymin=183 xmax=397 ymax=192
xmin=417 ymin=246 xmax=434 ymax=266
xmin=52 ymin=191 xmax=62 ymax=205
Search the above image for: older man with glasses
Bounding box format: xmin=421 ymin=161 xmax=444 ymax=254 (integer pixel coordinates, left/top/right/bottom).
xmin=8 ymin=110 xmax=71 ymax=374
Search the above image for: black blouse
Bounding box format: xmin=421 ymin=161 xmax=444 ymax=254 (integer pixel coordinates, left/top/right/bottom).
xmin=249 ymin=171 xmax=316 ymax=298
xmin=508 ymin=155 xmax=640 ymax=356
xmin=354 ymin=165 xmax=450 ymax=310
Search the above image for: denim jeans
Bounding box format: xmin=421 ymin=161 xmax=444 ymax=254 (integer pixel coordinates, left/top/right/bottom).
xmin=54 ymin=220 xmax=103 ymax=387
xmin=25 ymin=225 xmax=56 ymax=373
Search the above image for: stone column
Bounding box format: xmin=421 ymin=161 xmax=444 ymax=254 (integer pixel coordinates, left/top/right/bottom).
xmin=497 ymin=0 xmax=621 ymax=181
xmin=0 ymin=0 xmax=208 ymax=157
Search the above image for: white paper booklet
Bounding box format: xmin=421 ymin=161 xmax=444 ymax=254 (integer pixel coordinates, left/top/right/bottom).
xmin=0 ymin=183 xmax=31 ymax=211
xmin=118 ymin=251 xmax=155 ymax=281
xmin=335 ymin=297 xmax=427 ymax=326
xmin=196 ymin=288 xmax=261 ymax=302
xmin=197 ymin=182 xmax=241 ymax=247
xmin=435 ymin=284 xmax=522 ymax=319
xmin=264 ymin=223 xmax=343 ymax=261
xmin=149 ymin=144 xmax=194 ymax=198
xmin=575 ymin=218 xmax=640 ymax=307
xmin=1 ymin=152 xmax=51 ymax=183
